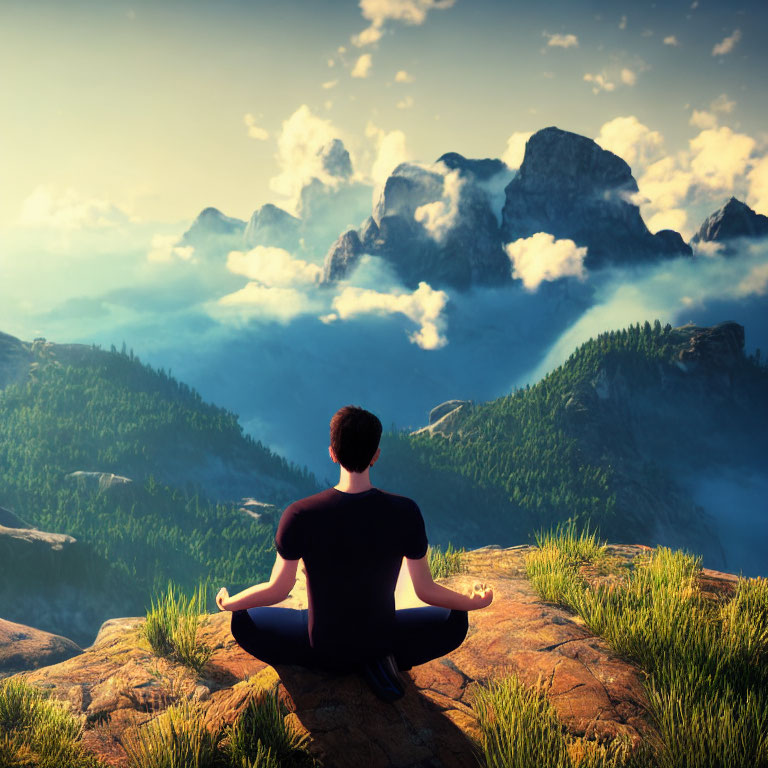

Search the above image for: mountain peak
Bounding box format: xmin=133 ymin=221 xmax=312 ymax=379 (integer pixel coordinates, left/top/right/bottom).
xmin=691 ymin=197 xmax=768 ymax=246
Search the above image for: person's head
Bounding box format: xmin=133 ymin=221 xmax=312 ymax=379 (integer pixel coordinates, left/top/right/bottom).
xmin=329 ymin=405 xmax=382 ymax=473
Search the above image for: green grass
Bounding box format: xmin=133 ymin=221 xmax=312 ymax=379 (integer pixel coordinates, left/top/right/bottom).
xmin=469 ymin=671 xmax=638 ymax=768
xmin=0 ymin=676 xmax=105 ymax=768
xmin=428 ymin=541 xmax=467 ymax=579
xmin=520 ymin=523 xmax=768 ymax=768
xmin=121 ymin=683 xmax=319 ymax=768
xmin=142 ymin=581 xmax=213 ymax=674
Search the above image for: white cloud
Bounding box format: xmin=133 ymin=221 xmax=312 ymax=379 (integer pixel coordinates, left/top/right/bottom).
xmin=596 ymin=116 xmax=663 ymax=167
xmin=663 ymin=35 xmax=679 ymax=46
xmin=747 ymin=155 xmax=768 ymax=215
xmin=269 ymin=105 xmax=346 ymax=213
xmin=366 ymin=122 xmax=411 ymax=189
xmin=225 ymin=246 xmax=322 ymax=287
xmin=395 ymin=69 xmax=414 ymax=83
xmin=414 ymin=169 xmax=463 ymax=242
xmin=322 ymin=79 xmax=338 ymax=90
xmin=352 ymin=53 xmax=373 ymax=78
xmin=619 ymin=15 xmax=627 ymax=30
xmin=20 ymin=185 xmax=134 ymax=230
xmin=739 ymin=262 xmax=768 ymax=295
xmin=712 ymin=29 xmax=741 ymax=56
xmin=505 ymin=233 xmax=588 ymax=291
xmin=620 ymin=68 xmax=637 ymax=86
xmin=544 ymin=32 xmax=579 ymax=48
xmin=396 ymin=95 xmax=414 ymax=109
xmin=711 ymin=93 xmax=735 ymax=113
xmin=146 ymin=234 xmax=195 ymax=264
xmin=689 ymin=126 xmax=755 ymax=191
xmin=214 ymin=283 xmax=318 ymax=324
xmin=359 ymin=0 xmax=456 ymax=27
xmin=325 ymin=280 xmax=449 ymax=349
xmin=351 ymin=24 xmax=384 ymax=46
xmin=584 ymin=72 xmax=616 ymax=94
xmin=693 ymin=240 xmax=724 ymax=258
xmin=647 ymin=208 xmax=688 ymax=234
xmin=244 ymin=113 xmax=269 ymax=141
xmin=501 ymin=131 xmax=533 ymax=168
xmin=690 ymin=110 xmax=718 ymax=130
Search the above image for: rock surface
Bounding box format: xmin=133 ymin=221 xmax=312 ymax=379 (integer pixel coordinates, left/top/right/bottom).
xmin=243 ymin=203 xmax=302 ymax=251
xmin=501 ymin=127 xmax=692 ymax=268
xmin=0 ymin=617 xmax=83 ymax=674
xmin=11 ymin=543 xmax=742 ymax=767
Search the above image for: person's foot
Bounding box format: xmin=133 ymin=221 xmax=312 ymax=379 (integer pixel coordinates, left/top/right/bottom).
xmin=360 ymin=653 xmax=406 ymax=702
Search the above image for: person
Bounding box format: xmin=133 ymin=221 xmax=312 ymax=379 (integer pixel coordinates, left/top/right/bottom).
xmin=216 ymin=405 xmax=494 ymax=702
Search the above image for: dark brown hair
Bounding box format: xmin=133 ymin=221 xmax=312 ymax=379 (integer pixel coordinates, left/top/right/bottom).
xmin=330 ymin=405 xmax=382 ymax=473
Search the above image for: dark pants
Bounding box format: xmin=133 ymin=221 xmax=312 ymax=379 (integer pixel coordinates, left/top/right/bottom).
xmin=231 ymin=606 xmax=469 ymax=674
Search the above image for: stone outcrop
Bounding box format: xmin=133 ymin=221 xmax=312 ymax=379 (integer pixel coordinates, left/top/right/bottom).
xmin=11 ymin=543 xmax=742 ymax=767
xmin=178 ymin=207 xmax=246 ymax=250
xmin=0 ymin=617 xmax=82 ymax=674
xmin=322 ymin=229 xmax=363 ymax=282
xmin=501 ymin=127 xmax=692 ymax=269
xmin=690 ymin=197 xmax=768 ymax=252
xmin=66 ymin=471 xmax=133 ymax=491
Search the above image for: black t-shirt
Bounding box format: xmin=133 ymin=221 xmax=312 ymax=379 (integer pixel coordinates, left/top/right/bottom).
xmin=274 ymin=486 xmax=428 ymax=662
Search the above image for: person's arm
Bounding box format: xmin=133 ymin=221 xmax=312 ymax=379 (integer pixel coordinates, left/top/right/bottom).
xmin=406 ymin=555 xmax=493 ymax=611
xmin=216 ymin=554 xmax=300 ymax=611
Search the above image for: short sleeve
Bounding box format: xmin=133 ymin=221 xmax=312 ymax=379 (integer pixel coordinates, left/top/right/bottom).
xmin=402 ymin=501 xmax=428 ymax=560
xmin=274 ymin=503 xmax=303 ymax=560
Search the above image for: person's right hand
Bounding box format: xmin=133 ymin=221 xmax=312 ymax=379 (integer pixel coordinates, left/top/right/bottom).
xmin=466 ymin=581 xmax=494 ymax=609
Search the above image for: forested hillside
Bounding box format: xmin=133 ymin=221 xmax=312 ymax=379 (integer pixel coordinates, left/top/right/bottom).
xmin=376 ymin=321 xmax=768 ymax=568
xmin=0 ymin=338 xmax=319 ymax=643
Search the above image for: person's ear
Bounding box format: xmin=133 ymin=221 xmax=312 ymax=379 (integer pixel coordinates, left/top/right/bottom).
xmin=369 ymin=447 xmax=381 ymax=467
xmin=329 ymin=445 xmax=338 ymax=463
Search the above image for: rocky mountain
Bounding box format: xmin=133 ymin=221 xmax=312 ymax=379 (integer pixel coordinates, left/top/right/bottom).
xmin=243 ymin=203 xmax=301 ymax=251
xmin=501 ymin=127 xmax=691 ymax=268
xmin=690 ymin=197 xmax=768 ymax=251
xmin=3 ymin=544 xmax=745 ymax=767
xmin=375 ymin=321 xmax=768 ymax=576
xmin=178 ymin=206 xmax=246 ymax=251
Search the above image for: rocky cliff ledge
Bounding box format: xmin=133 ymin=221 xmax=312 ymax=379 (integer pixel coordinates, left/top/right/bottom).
xmin=7 ymin=544 xmax=739 ymax=768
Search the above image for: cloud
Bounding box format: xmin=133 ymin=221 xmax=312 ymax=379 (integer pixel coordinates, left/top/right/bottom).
xmin=225 ymin=246 xmax=322 ymax=287
xmin=584 ymin=72 xmax=616 ymax=94
xmin=544 ymin=32 xmax=579 ymax=48
xmin=324 ymin=281 xmax=449 ymax=349
xmin=647 ymin=208 xmax=688 ymax=234
xmin=711 ymin=93 xmax=735 ymax=114
xmin=147 ymin=234 xmax=195 ymax=264
xmin=747 ymin=155 xmax=768 ymax=215
xmin=501 ymin=131 xmax=533 ymax=169
xmin=596 ymin=116 xmax=663 ymax=167
xmin=689 ymin=126 xmax=755 ymax=191
xmin=352 ymin=53 xmax=373 ymax=78
xmin=396 ymin=95 xmax=414 ymax=109
xmin=414 ymin=169 xmax=463 ymax=242
xmin=663 ymin=35 xmax=679 ymax=46
xmin=19 ymin=185 xmax=134 ymax=230
xmin=690 ymin=110 xmax=718 ymax=130
xmin=213 ymin=283 xmax=319 ymax=324
xmin=395 ymin=69 xmax=414 ymax=83
xmin=322 ymin=79 xmax=338 ymax=89
xmin=351 ymin=24 xmax=384 ymax=47
xmin=269 ymin=105 xmax=348 ymax=213
xmin=619 ymin=15 xmax=627 ymax=30
xmin=505 ymin=233 xmax=588 ymax=291
xmin=351 ymin=0 xmax=455 ymax=50
xmin=366 ymin=122 xmax=411 ymax=189
xmin=243 ymin=113 xmax=269 ymax=141
xmin=620 ymin=68 xmax=637 ymax=86
xmin=712 ymin=29 xmax=741 ymax=56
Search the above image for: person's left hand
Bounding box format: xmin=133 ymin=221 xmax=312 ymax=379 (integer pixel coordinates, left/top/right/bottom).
xmin=216 ymin=588 xmax=230 ymax=611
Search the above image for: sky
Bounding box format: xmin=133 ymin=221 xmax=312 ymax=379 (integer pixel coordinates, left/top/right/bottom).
xmin=2 ymin=0 xmax=767 ymax=232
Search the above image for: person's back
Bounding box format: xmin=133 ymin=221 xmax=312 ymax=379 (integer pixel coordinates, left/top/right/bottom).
xmin=276 ymin=486 xmax=428 ymax=665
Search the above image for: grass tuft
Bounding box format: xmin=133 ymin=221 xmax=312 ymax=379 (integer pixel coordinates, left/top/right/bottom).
xmin=428 ymin=541 xmax=467 ymax=579
xmin=143 ymin=581 xmax=213 ymax=674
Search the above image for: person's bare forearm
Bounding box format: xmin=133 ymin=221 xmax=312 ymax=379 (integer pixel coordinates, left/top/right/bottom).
xmin=224 ymin=582 xmax=286 ymax=611
xmin=418 ymin=582 xmax=480 ymax=611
